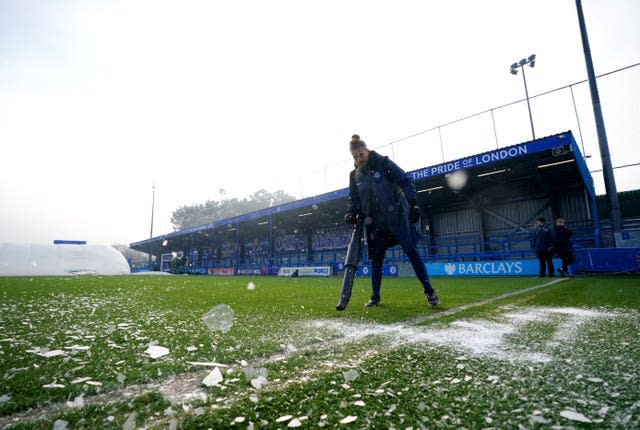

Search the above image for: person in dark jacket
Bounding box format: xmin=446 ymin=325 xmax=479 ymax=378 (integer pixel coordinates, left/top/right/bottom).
xmin=554 ymin=218 xmax=575 ymax=277
xmin=530 ymin=217 xmax=556 ymax=277
xmin=344 ymin=135 xmax=439 ymax=307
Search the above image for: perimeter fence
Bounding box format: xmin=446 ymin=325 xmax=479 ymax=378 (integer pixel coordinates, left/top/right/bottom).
xmin=298 ymin=63 xmax=640 ymax=199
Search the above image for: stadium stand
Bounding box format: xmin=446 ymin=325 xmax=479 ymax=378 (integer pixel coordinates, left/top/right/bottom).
xmin=130 ymin=131 xmax=640 ymax=276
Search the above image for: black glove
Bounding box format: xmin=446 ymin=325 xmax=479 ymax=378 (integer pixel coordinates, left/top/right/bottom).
xmin=408 ymin=199 xmax=420 ymax=223
xmin=344 ymin=211 xmax=358 ymax=224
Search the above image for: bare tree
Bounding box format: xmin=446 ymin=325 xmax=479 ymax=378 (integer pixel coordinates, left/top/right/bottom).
xmin=171 ymin=189 xmax=295 ymax=231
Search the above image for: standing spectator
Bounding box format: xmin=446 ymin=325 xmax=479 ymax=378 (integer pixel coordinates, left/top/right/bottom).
xmin=554 ymin=218 xmax=575 ymax=277
xmin=344 ymin=135 xmax=439 ymax=307
xmin=530 ymin=217 xmax=556 ymax=278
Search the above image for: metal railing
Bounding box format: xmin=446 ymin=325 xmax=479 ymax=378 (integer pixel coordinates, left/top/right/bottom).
xmin=297 ymin=63 xmax=640 ymax=199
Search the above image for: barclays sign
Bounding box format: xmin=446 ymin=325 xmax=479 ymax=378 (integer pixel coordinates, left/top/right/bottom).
xmin=427 ymin=259 xmax=564 ymax=276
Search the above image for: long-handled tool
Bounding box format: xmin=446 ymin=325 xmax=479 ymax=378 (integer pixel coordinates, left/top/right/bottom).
xmin=336 ymin=220 xmax=364 ymax=311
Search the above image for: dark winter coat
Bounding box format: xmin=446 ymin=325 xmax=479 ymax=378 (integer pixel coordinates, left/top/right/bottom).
xmin=347 ymin=151 xmax=420 ymax=250
xmin=554 ymin=225 xmax=574 ymax=254
xmin=530 ymin=223 xmax=556 ymax=253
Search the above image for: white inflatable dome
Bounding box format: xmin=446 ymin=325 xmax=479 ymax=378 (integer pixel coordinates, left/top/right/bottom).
xmin=0 ymin=243 xmax=131 ymax=276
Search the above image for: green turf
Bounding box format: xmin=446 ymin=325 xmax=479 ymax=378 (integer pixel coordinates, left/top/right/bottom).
xmin=0 ymin=275 xmax=638 ymax=429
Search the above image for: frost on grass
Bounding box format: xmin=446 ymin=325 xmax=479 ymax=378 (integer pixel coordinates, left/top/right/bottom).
xmin=202 ymin=304 xmax=235 ymax=333
xmin=304 ymin=306 xmax=622 ymax=364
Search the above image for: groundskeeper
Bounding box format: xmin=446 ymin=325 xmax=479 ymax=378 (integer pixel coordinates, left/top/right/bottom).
xmin=342 ymin=135 xmax=440 ymax=308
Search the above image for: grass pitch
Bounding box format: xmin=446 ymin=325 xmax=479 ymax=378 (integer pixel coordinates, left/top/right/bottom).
xmin=0 ymin=275 xmax=638 ymax=429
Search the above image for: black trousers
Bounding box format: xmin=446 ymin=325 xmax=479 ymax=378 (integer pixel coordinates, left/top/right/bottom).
xmin=368 ymin=227 xmax=433 ymax=298
xmin=557 ymin=251 xmax=575 ymax=274
xmin=535 ymin=250 xmax=554 ymax=277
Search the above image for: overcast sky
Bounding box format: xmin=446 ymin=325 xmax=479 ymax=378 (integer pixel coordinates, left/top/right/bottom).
xmin=1 ymin=0 xmax=639 ymax=246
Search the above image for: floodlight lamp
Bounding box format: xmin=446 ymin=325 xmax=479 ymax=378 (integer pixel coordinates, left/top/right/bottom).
xmin=529 ymin=60 xmax=535 ymax=68
xmin=519 ymin=58 xmax=527 ymax=66
xmin=510 ymin=68 xmax=518 ymax=75
xmin=528 ymin=54 xmax=536 ymax=62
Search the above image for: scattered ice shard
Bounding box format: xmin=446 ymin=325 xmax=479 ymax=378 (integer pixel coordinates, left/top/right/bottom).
xmin=287 ymin=418 xmax=302 ymax=427
xmin=202 ymin=367 xmax=224 ymax=387
xmin=145 ymin=345 xmax=170 ymax=359
xmin=343 ymin=369 xmax=359 ymax=382
xmin=42 ymin=383 xmax=65 ymax=388
xmin=275 ymin=415 xmax=293 ymax=423
xmin=560 ymin=410 xmax=592 ymax=423
xmin=38 ymin=350 xmax=66 ymax=358
xmin=66 ymin=394 xmax=84 ymax=408
xmin=53 ymin=420 xmax=68 ymax=430
xmin=245 ymin=367 xmax=268 ymax=389
xmin=201 ymin=304 xmax=235 ymax=333
xmin=122 ymin=412 xmax=137 ymax=430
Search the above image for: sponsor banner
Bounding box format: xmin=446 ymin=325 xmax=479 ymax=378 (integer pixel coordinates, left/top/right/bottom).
xmin=208 ymin=267 xmax=236 ymax=276
xmin=409 ymin=136 xmax=567 ymax=182
xmin=237 ymin=268 xmax=268 ymax=275
xmin=426 ymin=259 xmax=563 ymax=276
xmin=277 ymin=266 xmax=331 ymax=277
xmin=410 ymin=146 xmax=528 ymax=181
xmin=355 ymin=264 xmax=398 ymax=277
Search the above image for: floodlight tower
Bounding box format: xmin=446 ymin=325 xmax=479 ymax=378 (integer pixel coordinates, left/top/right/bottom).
xmin=150 ymin=184 xmax=155 ymax=239
xmin=149 ymin=184 xmax=156 ymax=266
xmin=575 ymin=0 xmax=622 ymax=238
xmin=510 ymin=54 xmax=537 ymax=140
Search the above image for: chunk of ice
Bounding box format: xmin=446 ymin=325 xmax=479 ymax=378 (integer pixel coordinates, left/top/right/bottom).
xmin=560 ymin=410 xmax=592 ymax=423
xmin=202 ymin=367 xmax=224 ymax=387
xmin=343 ymin=369 xmax=359 ymax=382
xmin=53 ymin=420 xmax=68 ymax=430
xmin=288 ymin=418 xmax=302 ymax=427
xmin=144 ymin=345 xmax=170 ymax=359
xmin=201 ymin=304 xmax=235 ymax=333
xmin=39 ymin=350 xmax=66 ymax=358
xmin=275 ymin=415 xmax=293 ymax=423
